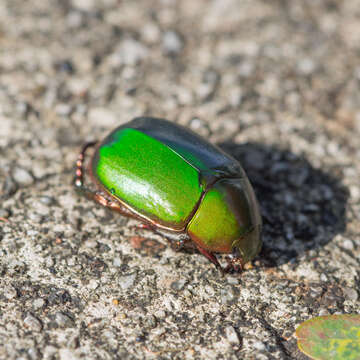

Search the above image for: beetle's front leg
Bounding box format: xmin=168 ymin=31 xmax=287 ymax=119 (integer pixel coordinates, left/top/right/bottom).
xmin=74 ymin=141 xmax=107 ymax=204
xmin=75 ymin=141 xmax=97 ymax=190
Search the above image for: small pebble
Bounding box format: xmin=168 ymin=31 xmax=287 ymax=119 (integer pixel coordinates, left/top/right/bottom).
xmin=33 ymin=298 xmax=45 ymax=310
xmin=28 ymin=212 xmax=43 ymax=224
xmin=227 ymin=276 xmax=239 ymax=285
xmin=196 ymin=83 xmax=215 ymax=101
xmin=87 ymin=279 xmax=99 ymax=290
xmin=229 ymin=88 xmax=243 ymax=107
xmin=204 ymin=285 xmax=215 ymax=296
xmin=55 ymin=103 xmax=72 ymax=116
xmin=342 ymin=239 xmax=354 ymax=251
xmin=114 ymin=39 xmax=148 ymax=66
xmin=88 ymin=107 xmax=118 ymax=127
xmin=1 ymin=176 xmax=18 ymax=198
xmin=66 ymin=257 xmax=76 ymax=267
xmin=145 ymin=315 xmax=157 ymax=328
xmin=188 ymin=118 xmax=211 ymax=137
xmin=297 ymin=58 xmax=316 ymax=75
xmin=176 ymin=87 xmax=193 ymax=105
xmin=55 ymin=312 xmax=74 ymax=328
xmin=28 ymin=347 xmax=40 ymax=360
xmin=12 ymin=167 xmax=34 ymax=186
xmin=45 ymin=257 xmax=55 ymax=267
xmin=39 ymin=196 xmax=56 ymax=206
xmin=24 ymin=314 xmax=43 ymax=332
xmin=151 ymin=327 xmax=166 ymax=337
xmin=4 ymin=285 xmax=17 ymax=300
xmin=343 ymin=287 xmax=358 ymax=301
xmin=162 ymin=30 xmax=183 ymax=55
xmin=16 ymin=101 xmax=31 ymax=117
xmin=59 ymin=348 xmax=77 ymax=360
xmin=142 ymin=23 xmax=160 ymax=43
xmin=154 ymin=310 xmax=166 ymax=319
xmin=170 ymin=279 xmax=186 ymax=291
xmin=320 ymin=273 xmax=328 ymax=282
xmin=113 ymin=257 xmax=122 ymax=267
xmin=0 ymin=208 xmax=10 ymax=219
xmin=119 ymin=273 xmax=137 ymax=290
xmin=72 ymin=0 xmax=96 ymax=11
xmin=84 ymin=239 xmax=97 ymax=248
xmin=238 ymin=61 xmax=254 ymax=77
xmin=225 ymin=326 xmax=241 ymax=345
xmin=253 ymin=340 xmax=266 ymax=351
xmin=220 ymin=286 xmax=236 ymax=304
xmin=67 ymin=11 xmax=83 ymax=28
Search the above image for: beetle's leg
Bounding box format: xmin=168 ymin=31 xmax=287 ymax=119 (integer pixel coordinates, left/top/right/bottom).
xmin=224 ymin=255 xmax=244 ymax=274
xmin=130 ymin=223 xmax=154 ymax=232
xmin=195 ymin=244 xmax=223 ymax=272
xmin=137 ymin=223 xmax=152 ymax=230
xmin=74 ymin=142 xmax=116 ymax=207
xmin=74 ymin=141 xmax=97 ymax=190
xmin=74 ymin=141 xmax=106 ymax=202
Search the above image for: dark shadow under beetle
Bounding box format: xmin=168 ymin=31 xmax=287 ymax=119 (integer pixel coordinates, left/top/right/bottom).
xmin=219 ymin=141 xmax=349 ymax=268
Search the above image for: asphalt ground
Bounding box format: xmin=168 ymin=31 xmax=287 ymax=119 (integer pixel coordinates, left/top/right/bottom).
xmin=0 ymin=1 xmax=359 ymax=359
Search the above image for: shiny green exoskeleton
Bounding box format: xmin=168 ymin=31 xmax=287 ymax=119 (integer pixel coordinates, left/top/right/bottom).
xmin=75 ymin=117 xmax=262 ymax=272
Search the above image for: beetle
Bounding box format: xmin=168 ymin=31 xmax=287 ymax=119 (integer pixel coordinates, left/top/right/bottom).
xmin=75 ymin=117 xmax=262 ymax=272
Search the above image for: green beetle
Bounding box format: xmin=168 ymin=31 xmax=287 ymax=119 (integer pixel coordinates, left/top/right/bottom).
xmin=75 ymin=117 xmax=262 ymax=272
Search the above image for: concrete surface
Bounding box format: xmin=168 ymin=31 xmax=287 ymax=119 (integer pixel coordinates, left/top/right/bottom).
xmin=0 ymin=1 xmax=359 ymax=359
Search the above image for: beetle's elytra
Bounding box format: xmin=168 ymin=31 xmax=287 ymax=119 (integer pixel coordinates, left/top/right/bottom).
xmin=75 ymin=117 xmax=262 ymax=272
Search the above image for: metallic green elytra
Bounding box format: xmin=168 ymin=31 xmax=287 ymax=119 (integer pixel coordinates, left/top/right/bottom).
xmin=75 ymin=117 xmax=262 ymax=272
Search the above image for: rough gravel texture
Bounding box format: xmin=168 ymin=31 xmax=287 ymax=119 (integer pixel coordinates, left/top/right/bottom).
xmin=1 ymin=1 xmax=360 ymax=359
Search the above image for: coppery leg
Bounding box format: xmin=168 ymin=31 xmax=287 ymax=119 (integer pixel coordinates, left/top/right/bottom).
xmin=130 ymin=223 xmax=154 ymax=231
xmin=137 ymin=223 xmax=152 ymax=230
xmin=224 ymin=255 xmax=244 ymax=274
xmin=195 ymin=244 xmax=223 ymax=272
xmin=74 ymin=141 xmax=97 ymax=189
